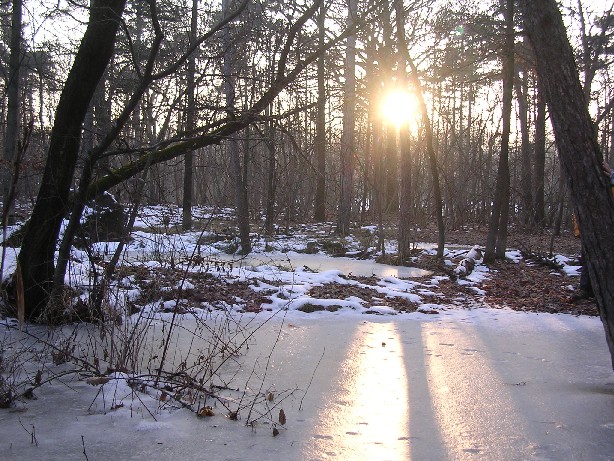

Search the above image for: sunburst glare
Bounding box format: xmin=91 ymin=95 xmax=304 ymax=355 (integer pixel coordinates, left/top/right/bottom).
xmin=380 ymin=89 xmax=420 ymax=128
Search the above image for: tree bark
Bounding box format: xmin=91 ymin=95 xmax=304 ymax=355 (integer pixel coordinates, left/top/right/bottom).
xmin=521 ymin=0 xmax=614 ymax=369
xmin=17 ymin=0 xmax=127 ymax=321
xmin=515 ymin=69 xmax=533 ymax=226
xmin=264 ymin=105 xmax=276 ymax=235
xmin=398 ymin=123 xmax=413 ymax=261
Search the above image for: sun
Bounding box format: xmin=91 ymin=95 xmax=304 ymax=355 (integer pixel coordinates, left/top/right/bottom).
xmin=380 ymin=89 xmax=419 ymax=128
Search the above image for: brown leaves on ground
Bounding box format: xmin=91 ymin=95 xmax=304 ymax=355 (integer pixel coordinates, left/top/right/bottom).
xmin=121 ymin=231 xmax=598 ymax=317
xmin=126 ymin=267 xmax=274 ymax=313
xmin=482 ymin=259 xmax=598 ymax=317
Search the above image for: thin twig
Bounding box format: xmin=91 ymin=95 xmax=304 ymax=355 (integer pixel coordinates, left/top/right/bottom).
xmin=299 ymin=347 xmax=325 ymax=411
xmin=81 ymin=435 xmax=89 ymax=461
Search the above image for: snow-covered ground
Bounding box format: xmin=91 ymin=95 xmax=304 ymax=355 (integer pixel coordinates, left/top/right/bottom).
xmin=1 ymin=205 xmax=608 ymax=460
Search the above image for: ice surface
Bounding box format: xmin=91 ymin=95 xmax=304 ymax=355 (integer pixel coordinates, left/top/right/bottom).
xmin=1 ymin=310 xmax=613 ymax=461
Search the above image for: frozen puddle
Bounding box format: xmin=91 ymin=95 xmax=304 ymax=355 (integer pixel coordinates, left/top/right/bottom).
xmin=213 ymin=253 xmax=430 ymax=278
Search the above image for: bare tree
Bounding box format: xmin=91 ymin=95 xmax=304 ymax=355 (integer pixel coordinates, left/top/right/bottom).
xmin=15 ymin=0 xmax=385 ymax=319
xmin=395 ymin=0 xmax=445 ymax=258
xmin=17 ymin=0 xmax=128 ymax=321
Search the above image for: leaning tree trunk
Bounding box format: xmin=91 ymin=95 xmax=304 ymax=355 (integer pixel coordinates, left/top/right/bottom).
xmin=521 ymin=0 xmax=614 ymax=369
xmin=17 ymin=0 xmax=127 ymax=321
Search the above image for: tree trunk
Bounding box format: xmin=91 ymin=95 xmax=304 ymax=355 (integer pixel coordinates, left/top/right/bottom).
xmin=521 ymin=0 xmax=614 ymax=369
xmin=182 ymin=0 xmax=199 ymax=232
xmin=515 ymin=69 xmax=533 ymax=226
xmin=223 ymin=0 xmax=250 ymax=254
xmin=314 ymin=1 xmax=326 ymax=222
xmin=484 ymin=0 xmax=514 ymax=263
xmin=394 ymin=0 xmax=445 ymax=257
xmin=533 ymin=82 xmax=547 ymax=227
xmin=384 ymin=124 xmax=399 ymax=213
xmin=336 ymin=0 xmax=357 ymax=236
xmin=2 ymin=0 xmax=22 ymax=220
xmin=398 ymin=123 xmax=413 ymax=261
xmin=17 ymin=0 xmax=127 ymax=321
xmin=264 ymin=106 xmax=276 ymax=235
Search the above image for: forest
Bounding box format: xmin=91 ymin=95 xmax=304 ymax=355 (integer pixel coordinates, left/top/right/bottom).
xmin=1 ymin=1 xmax=614 ymax=340
xmin=2 ymin=1 xmax=614 ymax=456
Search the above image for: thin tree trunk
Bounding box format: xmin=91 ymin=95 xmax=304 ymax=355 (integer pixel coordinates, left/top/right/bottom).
xmin=533 ymin=81 xmax=547 ymax=227
xmin=2 ymin=0 xmax=22 ymax=221
xmin=314 ymin=1 xmax=326 ymax=222
xmin=264 ymin=106 xmax=276 ymax=235
xmin=394 ymin=0 xmax=444 ymax=257
xmin=398 ymin=123 xmax=413 ymax=261
xmin=515 ymin=69 xmax=533 ymax=226
xmin=384 ymin=124 xmax=399 ymax=213
xmin=183 ymin=0 xmax=199 ymax=231
xmin=223 ymin=0 xmax=250 ymax=254
xmin=337 ymin=0 xmax=357 ymax=236
xmin=485 ymin=0 xmax=514 ymax=263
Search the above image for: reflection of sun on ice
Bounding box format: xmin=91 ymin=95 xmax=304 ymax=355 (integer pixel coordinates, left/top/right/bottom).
xmin=380 ymin=89 xmax=419 ymax=128
xmin=303 ymin=322 xmax=410 ymax=460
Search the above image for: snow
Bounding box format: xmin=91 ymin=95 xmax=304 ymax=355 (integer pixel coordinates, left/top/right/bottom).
xmin=1 ymin=206 xmax=611 ymax=460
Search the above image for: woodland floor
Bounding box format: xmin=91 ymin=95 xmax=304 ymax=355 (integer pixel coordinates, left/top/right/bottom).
xmin=404 ymin=224 xmax=598 ymax=317
xmin=127 ymin=223 xmax=599 ymax=319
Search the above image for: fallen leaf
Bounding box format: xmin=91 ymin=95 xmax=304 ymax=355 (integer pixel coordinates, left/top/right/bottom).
xmin=198 ymin=406 xmax=215 ymax=417
xmin=86 ymin=377 xmax=111 ymax=386
xmin=278 ymin=409 xmax=286 ymax=425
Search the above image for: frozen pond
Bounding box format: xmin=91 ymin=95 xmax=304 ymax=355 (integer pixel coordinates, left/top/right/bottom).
xmin=2 ymin=311 xmax=614 ymax=460
xmin=214 ymin=252 xmax=431 ymax=278
xmin=120 ymin=248 xmax=431 ymax=278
